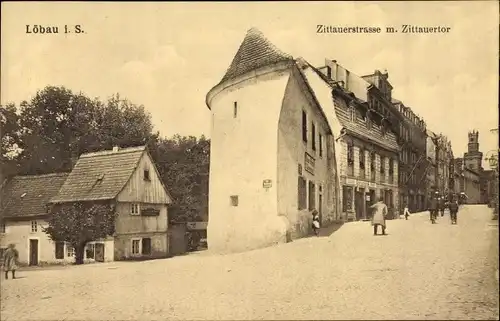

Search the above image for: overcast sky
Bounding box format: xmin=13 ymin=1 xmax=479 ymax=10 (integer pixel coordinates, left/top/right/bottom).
xmin=2 ymin=2 xmax=498 ymax=168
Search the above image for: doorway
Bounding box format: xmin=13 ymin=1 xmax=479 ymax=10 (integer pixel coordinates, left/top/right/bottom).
xmin=29 ymin=239 xmax=38 ymax=266
xmin=355 ymin=190 xmax=364 ymax=220
xmin=95 ymin=243 xmax=105 ymax=262
xmin=366 ymin=189 xmax=375 ymax=219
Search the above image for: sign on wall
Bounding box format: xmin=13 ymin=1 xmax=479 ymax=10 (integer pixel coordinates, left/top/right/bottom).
xmin=305 ymin=152 xmax=315 ymax=175
xmin=263 ymin=179 xmax=272 ymax=188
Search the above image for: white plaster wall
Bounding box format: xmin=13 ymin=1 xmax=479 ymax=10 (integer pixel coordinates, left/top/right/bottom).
xmin=207 ymin=70 xmax=290 ymax=253
xmin=277 ymin=67 xmax=333 ymax=238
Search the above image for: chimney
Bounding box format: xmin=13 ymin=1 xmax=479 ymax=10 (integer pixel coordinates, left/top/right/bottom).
xmin=112 ymin=146 xmax=120 ymax=152
xmin=70 ymin=150 xmax=79 ymax=169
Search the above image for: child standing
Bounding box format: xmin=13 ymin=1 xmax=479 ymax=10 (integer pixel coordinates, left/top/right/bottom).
xmin=311 ymin=210 xmax=320 ymax=237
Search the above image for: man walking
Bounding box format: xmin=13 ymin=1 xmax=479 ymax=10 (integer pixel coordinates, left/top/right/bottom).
xmin=371 ymin=197 xmax=388 ymax=235
xmin=449 ymin=194 xmax=459 ymax=224
xmin=3 ymin=243 xmax=19 ymax=280
xmin=428 ymin=192 xmax=439 ymax=224
xmin=438 ymin=196 xmax=445 ymax=217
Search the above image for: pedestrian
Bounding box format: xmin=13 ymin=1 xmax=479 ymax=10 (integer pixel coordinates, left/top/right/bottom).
xmin=428 ymin=192 xmax=439 ymax=224
xmin=438 ymin=196 xmax=445 ymax=217
xmin=371 ymin=197 xmax=388 ymax=235
xmin=311 ymin=209 xmax=320 ymax=237
xmin=3 ymin=243 xmax=19 ymax=280
xmin=449 ymin=195 xmax=459 ymax=224
xmin=403 ymin=203 xmax=411 ymax=220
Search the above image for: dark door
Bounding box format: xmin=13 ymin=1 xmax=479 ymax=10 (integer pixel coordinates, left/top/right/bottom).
xmin=318 ymin=194 xmax=323 ymax=222
xmin=29 ymin=239 xmax=38 ymax=266
xmin=366 ymin=189 xmax=375 ymax=219
xmin=355 ymin=191 xmax=364 ymax=220
xmin=95 ymin=243 xmax=105 ymax=262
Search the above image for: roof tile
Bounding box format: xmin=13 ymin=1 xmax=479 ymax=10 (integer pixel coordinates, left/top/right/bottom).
xmin=0 ymin=173 xmax=69 ymax=219
xmin=50 ymin=146 xmax=146 ymax=203
xmin=219 ymin=28 xmax=293 ymax=83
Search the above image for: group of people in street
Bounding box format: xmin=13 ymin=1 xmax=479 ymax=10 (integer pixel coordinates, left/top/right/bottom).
xmin=309 ymin=191 xmax=462 ymax=238
xmin=427 ymin=191 xmax=460 ymax=224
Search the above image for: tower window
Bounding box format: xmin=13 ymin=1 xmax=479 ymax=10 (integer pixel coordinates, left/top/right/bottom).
xmin=233 ymin=101 xmax=238 ymax=118
xmin=230 ymin=195 xmax=239 ymax=207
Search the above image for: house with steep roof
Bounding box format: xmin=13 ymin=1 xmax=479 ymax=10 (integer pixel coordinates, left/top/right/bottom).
xmin=205 ymin=28 xmax=343 ymax=253
xmin=0 ymin=173 xmax=70 ymax=265
xmin=50 ymin=145 xmax=172 ymax=262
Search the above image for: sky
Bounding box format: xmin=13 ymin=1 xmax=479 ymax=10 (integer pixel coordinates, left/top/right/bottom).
xmin=2 ymin=1 xmax=498 ymax=169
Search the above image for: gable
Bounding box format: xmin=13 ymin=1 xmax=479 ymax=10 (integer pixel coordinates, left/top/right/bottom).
xmin=116 ymin=151 xmax=172 ymax=204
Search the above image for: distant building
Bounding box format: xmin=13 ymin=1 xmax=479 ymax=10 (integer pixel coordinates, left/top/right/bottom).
xmin=392 ymin=99 xmax=427 ymax=212
xmin=205 ymin=28 xmax=341 ymax=253
xmin=425 ymin=130 xmax=438 ymax=199
xmin=454 ymin=131 xmax=484 ymax=204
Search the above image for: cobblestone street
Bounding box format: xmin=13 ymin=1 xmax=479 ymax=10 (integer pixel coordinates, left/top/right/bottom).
xmin=1 ymin=205 xmax=498 ymax=320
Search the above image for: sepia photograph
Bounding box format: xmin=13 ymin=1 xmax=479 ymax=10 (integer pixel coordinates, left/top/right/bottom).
xmin=1 ymin=1 xmax=499 ymax=320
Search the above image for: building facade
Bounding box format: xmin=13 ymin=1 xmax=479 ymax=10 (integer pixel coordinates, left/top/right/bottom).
xmin=392 ymin=99 xmax=427 ymax=212
xmin=316 ymin=61 xmax=400 ymax=221
xmin=0 ymin=173 xmax=81 ymax=265
xmin=205 ymin=29 xmax=341 ymax=254
xmin=51 ymin=146 xmax=172 ymax=262
xmin=425 ymin=131 xmax=438 ymax=202
xmin=1 ymin=146 xmax=172 ymax=265
xmin=453 ymin=131 xmax=484 ymax=204
xmin=435 ymin=134 xmax=453 ymax=198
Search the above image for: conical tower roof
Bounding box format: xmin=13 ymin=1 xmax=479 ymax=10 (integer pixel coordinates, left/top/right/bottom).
xmin=219 ymin=28 xmax=293 ymax=83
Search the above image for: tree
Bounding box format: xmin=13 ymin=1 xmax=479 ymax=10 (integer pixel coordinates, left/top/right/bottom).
xmin=149 ymin=135 xmax=210 ymax=223
xmin=1 ymin=104 xmax=22 ymax=180
xmin=44 ymin=202 xmax=117 ymax=264
xmin=7 ymin=86 xmax=155 ymax=175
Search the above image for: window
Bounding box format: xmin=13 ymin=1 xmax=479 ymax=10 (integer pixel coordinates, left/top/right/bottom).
xmin=380 ymin=156 xmax=385 ymax=174
xmin=311 ymin=123 xmax=316 ymax=151
xmin=144 ymin=169 xmax=150 ymax=181
xmin=367 ymin=116 xmax=372 ymax=130
xmin=359 ymin=148 xmax=365 ymax=169
xmin=131 ymin=239 xmax=140 ymax=255
xmin=347 ymin=143 xmax=354 ymax=165
xmin=0 ymin=221 xmax=5 ymax=233
xmin=298 ymin=176 xmax=307 ymax=210
xmin=142 ymin=238 xmax=152 ymax=255
xmin=67 ymin=245 xmax=75 ymax=257
xmin=308 ymin=181 xmax=316 ymax=210
xmin=55 ymin=241 xmax=64 ymax=259
xmin=302 ymin=110 xmax=308 ymax=142
xmin=233 ymin=101 xmax=238 ymax=118
xmin=31 ymin=220 xmax=37 ymax=233
xmin=319 ymin=134 xmax=323 ymax=157
xmin=85 ymin=243 xmax=95 ymax=259
xmin=230 ymin=195 xmax=239 ymax=207
xmin=131 ymin=203 xmax=140 ymax=215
